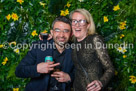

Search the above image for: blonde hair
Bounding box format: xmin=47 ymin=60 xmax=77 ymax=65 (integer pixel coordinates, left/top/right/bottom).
xmin=69 ymin=9 xmax=96 ymax=35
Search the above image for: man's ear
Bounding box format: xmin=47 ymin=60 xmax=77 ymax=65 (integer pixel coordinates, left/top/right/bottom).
xmin=50 ymin=29 xmax=53 ymax=36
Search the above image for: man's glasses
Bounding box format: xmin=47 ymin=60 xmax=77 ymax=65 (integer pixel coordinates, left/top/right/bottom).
xmin=72 ymin=19 xmax=87 ymax=26
xmin=53 ymin=28 xmax=70 ymax=33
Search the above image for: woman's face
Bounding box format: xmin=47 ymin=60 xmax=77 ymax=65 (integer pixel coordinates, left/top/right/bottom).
xmin=71 ymin=12 xmax=90 ymax=42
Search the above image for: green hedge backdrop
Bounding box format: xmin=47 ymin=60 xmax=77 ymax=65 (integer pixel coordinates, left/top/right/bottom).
xmin=0 ymin=0 xmax=136 ymax=91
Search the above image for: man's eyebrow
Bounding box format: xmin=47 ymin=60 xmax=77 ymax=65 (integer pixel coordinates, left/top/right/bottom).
xmin=54 ymin=28 xmax=70 ymax=31
xmin=54 ymin=28 xmax=60 ymax=30
xmin=64 ymin=29 xmax=70 ymax=31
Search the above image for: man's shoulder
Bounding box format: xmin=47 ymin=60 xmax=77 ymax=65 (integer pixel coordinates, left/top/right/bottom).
xmin=32 ymin=39 xmax=53 ymax=44
xmin=29 ymin=39 xmax=54 ymax=51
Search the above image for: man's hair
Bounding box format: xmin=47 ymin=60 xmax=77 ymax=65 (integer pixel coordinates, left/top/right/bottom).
xmin=51 ymin=16 xmax=72 ymax=29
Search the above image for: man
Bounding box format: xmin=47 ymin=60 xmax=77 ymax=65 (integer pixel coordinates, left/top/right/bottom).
xmin=15 ymin=16 xmax=74 ymax=91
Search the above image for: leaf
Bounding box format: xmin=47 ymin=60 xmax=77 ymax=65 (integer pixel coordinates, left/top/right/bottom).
xmin=128 ymin=86 xmax=136 ymax=91
xmin=7 ymin=63 xmax=18 ymax=79
xmin=48 ymin=0 xmax=67 ymax=15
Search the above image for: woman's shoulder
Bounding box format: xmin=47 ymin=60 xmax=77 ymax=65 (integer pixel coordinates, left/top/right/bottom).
xmin=88 ymin=34 xmax=104 ymax=43
xmin=88 ymin=34 xmax=102 ymax=39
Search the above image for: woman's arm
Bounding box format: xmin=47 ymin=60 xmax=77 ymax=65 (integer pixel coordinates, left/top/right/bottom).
xmin=93 ymin=35 xmax=115 ymax=88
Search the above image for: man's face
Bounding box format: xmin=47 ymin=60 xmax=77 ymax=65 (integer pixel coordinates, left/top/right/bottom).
xmin=51 ymin=21 xmax=71 ymax=46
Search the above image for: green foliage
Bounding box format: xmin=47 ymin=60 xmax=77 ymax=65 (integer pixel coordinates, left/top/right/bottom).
xmin=48 ymin=0 xmax=67 ymax=15
xmin=0 ymin=0 xmax=135 ymax=90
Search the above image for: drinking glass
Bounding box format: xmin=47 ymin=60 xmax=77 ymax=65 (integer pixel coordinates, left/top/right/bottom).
xmin=40 ymin=32 xmax=48 ymax=40
xmin=51 ymin=63 xmax=62 ymax=91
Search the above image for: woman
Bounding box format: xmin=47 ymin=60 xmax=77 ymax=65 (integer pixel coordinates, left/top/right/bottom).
xmin=69 ymin=9 xmax=115 ymax=91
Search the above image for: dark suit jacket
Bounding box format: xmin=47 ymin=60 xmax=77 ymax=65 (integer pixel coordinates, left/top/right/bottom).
xmin=15 ymin=40 xmax=74 ymax=91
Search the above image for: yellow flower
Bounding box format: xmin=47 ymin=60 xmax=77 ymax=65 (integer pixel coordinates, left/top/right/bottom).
xmin=123 ymin=55 xmax=127 ymax=58
xmin=13 ymin=88 xmax=19 ymax=91
xmin=120 ymin=21 xmax=126 ymax=26
xmin=41 ymin=30 xmax=48 ymax=34
xmin=6 ymin=14 xmax=11 ymax=21
xmin=60 ymin=9 xmax=69 ymax=16
xmin=9 ymin=41 xmax=16 ymax=46
xmin=0 ymin=44 xmax=4 ymax=48
xmin=103 ymin=16 xmax=108 ymax=22
xmin=60 ymin=10 xmax=66 ymax=16
xmin=2 ymin=61 xmax=7 ymax=65
xmin=39 ymin=2 xmax=46 ymax=7
xmin=119 ymin=21 xmax=126 ymax=30
xmin=129 ymin=75 xmax=136 ymax=84
xmin=115 ymin=70 xmax=118 ymax=76
xmin=66 ymin=2 xmax=71 ymax=8
xmin=31 ymin=30 xmax=38 ymax=37
xmin=119 ymin=25 xmax=126 ymax=30
xmin=122 ymin=49 xmax=127 ymax=53
xmin=4 ymin=57 xmax=8 ymax=62
xmin=14 ymin=48 xmax=20 ymax=54
xmin=121 ymin=34 xmax=125 ymax=37
xmin=130 ymin=75 xmax=136 ymax=79
xmin=11 ymin=13 xmax=19 ymax=21
xmin=120 ymin=36 xmax=122 ymax=39
xmin=17 ymin=0 xmax=24 ymax=4
xmin=65 ymin=9 xmax=69 ymax=15
xmin=117 ymin=47 xmax=122 ymax=52
xmin=120 ymin=34 xmax=125 ymax=39
xmin=2 ymin=57 xmax=8 ymax=65
xmin=113 ymin=5 xmax=120 ymax=11
xmin=117 ymin=47 xmax=127 ymax=54
xmin=131 ymin=79 xmax=136 ymax=84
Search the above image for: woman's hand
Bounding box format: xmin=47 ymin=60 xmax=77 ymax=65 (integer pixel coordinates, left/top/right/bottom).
xmin=86 ymin=80 xmax=103 ymax=91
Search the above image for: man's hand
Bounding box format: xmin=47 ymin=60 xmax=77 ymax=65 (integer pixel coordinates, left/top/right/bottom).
xmin=39 ymin=34 xmax=52 ymax=40
xmin=86 ymin=80 xmax=103 ymax=91
xmin=51 ymin=71 xmax=71 ymax=83
xmin=37 ymin=62 xmax=60 ymax=74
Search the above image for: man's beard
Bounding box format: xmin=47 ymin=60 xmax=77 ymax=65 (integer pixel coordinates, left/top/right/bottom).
xmin=56 ymin=41 xmax=65 ymax=48
xmin=55 ymin=37 xmax=67 ymax=46
xmin=53 ymin=40 xmax=63 ymax=48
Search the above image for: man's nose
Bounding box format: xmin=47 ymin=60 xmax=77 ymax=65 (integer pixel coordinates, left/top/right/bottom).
xmin=59 ymin=31 xmax=65 ymax=37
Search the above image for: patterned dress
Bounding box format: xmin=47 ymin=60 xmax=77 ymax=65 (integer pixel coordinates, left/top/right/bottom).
xmin=72 ymin=34 xmax=115 ymax=91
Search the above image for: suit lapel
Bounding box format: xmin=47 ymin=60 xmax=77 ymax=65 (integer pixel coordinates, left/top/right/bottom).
xmin=62 ymin=48 xmax=71 ymax=72
xmin=41 ymin=40 xmax=54 ymax=62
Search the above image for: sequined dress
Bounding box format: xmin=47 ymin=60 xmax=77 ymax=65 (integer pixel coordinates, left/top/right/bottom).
xmin=72 ymin=34 xmax=115 ymax=91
